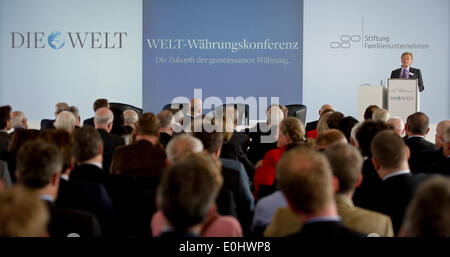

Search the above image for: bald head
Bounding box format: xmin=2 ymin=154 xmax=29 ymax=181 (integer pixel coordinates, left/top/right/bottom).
xmin=387 ymin=116 xmax=405 ymax=136
xmin=53 ymin=111 xmax=76 ymax=132
xmin=11 ymin=111 xmax=27 ymax=129
xmin=436 ymin=120 xmax=450 ymax=148
xmin=94 ymin=107 xmax=114 ymax=132
xmin=166 ymin=134 xmax=203 ymax=164
xmin=319 ymin=104 xmax=333 ymax=116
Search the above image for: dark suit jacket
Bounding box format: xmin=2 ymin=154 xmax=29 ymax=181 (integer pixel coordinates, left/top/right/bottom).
xmin=421 ymin=156 xmax=450 ymax=176
xmin=245 ymin=122 xmax=278 ymax=165
xmin=57 ymin=178 xmax=115 ymax=235
xmin=305 ymin=120 xmax=318 ymax=132
xmin=158 ymin=132 xmax=172 ymax=148
xmin=83 ymin=117 xmax=95 ymax=127
xmin=40 ymin=119 xmax=56 ymax=130
xmin=404 ymin=136 xmax=437 ymax=174
xmin=390 ymin=67 xmax=424 ymax=92
xmin=97 ymin=129 xmax=125 ymax=173
xmin=415 ymin=148 xmax=445 ymax=173
xmin=352 ymin=159 xmax=383 ymax=211
xmin=0 ymin=131 xmax=10 ymax=156
xmin=45 ymin=200 xmax=102 ymax=237
xmin=289 ymin=221 xmax=363 ymax=238
xmin=110 ymin=139 xmax=166 ymax=179
xmin=375 ymin=173 xmax=427 ymax=234
xmin=70 ymin=163 xmax=107 ymax=185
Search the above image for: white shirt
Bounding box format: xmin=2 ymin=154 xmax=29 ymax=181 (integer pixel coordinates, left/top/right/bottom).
xmin=382 ymin=169 xmax=411 ymax=181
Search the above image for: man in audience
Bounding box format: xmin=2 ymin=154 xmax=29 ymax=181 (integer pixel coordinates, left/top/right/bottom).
xmin=157 ymin=153 xmax=223 ymax=237
xmin=387 ymin=116 xmax=405 ymax=136
xmin=401 ymin=175 xmax=450 ymax=237
xmin=123 ymin=109 xmax=138 ymax=134
xmin=83 ymin=98 xmax=109 ymax=127
xmin=53 ymin=111 xmax=77 ymax=133
xmin=326 ymin=111 xmax=345 ymax=130
xmin=325 ymin=143 xmax=394 ymax=236
xmin=363 ymin=105 xmax=380 ymax=120
xmin=41 ymin=129 xmax=115 ymax=235
xmin=337 ymin=116 xmax=359 ymax=142
xmin=315 ymin=129 xmax=347 ymax=151
xmin=11 ymin=111 xmax=28 ymax=131
xmin=372 ymin=109 xmax=390 ymax=122
xmin=371 ymin=130 xmax=427 ymax=234
xmin=420 ymin=126 xmax=450 ymax=175
xmin=157 ymin=110 xmax=174 ymax=148
xmin=110 ymin=113 xmax=166 ymax=183
xmin=305 ymin=104 xmax=333 ymax=132
xmin=194 ymin=130 xmax=254 ymax=235
xmin=0 ymin=185 xmax=49 ymax=237
xmin=94 ymin=107 xmax=125 ymax=173
xmin=0 ymin=105 xmax=12 ymax=155
xmin=68 ymin=106 xmax=81 ymax=128
xmin=166 ymin=134 xmax=204 ymax=164
xmin=404 ymin=112 xmax=437 ymax=174
xmin=71 ymin=126 xmax=107 ymax=184
xmin=16 ymin=139 xmax=102 ymax=236
xmin=41 ymin=102 xmax=69 ymax=130
xmin=276 ymin=147 xmax=361 ymax=237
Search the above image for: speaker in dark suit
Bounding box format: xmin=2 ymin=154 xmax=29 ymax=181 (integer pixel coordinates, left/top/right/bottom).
xmin=390 ymin=52 xmax=424 ymax=92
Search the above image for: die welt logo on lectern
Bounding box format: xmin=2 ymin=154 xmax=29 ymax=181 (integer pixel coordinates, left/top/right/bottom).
xmin=10 ymin=31 xmax=128 ymax=49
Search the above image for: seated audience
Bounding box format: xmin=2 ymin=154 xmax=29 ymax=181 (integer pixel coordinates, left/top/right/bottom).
xmin=400 ymin=175 xmax=450 ymax=237
xmin=372 ymin=108 xmax=390 ymax=122
xmin=387 ymin=116 xmax=405 ymax=136
xmin=16 ymin=139 xmax=102 ymax=237
xmin=420 ymin=126 xmax=450 ymax=176
xmin=83 ymin=98 xmax=109 ymax=127
xmin=315 ymin=129 xmax=347 ymax=151
xmin=157 ymin=110 xmax=174 ymax=148
xmin=370 ymin=130 xmax=427 ymax=234
xmin=53 ymin=111 xmax=76 ymax=133
xmin=276 ymin=147 xmax=362 ymax=237
xmin=157 ymin=153 xmax=223 ymax=237
xmin=0 ymin=185 xmax=49 ymax=237
xmin=415 ymin=120 xmax=450 ymax=173
xmin=11 ymin=111 xmax=28 ymax=131
xmin=41 ymin=102 xmax=69 ymax=130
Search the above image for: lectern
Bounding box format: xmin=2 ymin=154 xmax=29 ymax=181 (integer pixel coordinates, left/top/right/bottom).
xmin=387 ymin=79 xmax=420 ymax=122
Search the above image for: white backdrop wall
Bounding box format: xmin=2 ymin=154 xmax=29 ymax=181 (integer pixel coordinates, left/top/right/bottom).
xmin=0 ymin=0 xmax=449 ymax=124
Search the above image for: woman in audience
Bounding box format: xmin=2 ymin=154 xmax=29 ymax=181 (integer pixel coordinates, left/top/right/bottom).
xmin=253 ymin=117 xmax=311 ymax=200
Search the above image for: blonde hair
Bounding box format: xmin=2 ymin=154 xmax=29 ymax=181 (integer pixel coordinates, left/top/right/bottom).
xmin=279 ymin=117 xmax=305 ymax=143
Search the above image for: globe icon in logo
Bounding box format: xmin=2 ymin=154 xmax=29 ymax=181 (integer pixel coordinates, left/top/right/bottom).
xmin=48 ymin=31 xmax=65 ymax=49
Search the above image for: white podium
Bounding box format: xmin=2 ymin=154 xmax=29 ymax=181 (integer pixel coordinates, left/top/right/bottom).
xmin=357 ymin=85 xmax=387 ymax=121
xmin=387 ymin=79 xmax=420 ymax=123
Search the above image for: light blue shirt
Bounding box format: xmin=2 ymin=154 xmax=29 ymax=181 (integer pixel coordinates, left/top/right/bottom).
xmin=252 ymin=190 xmax=287 ymax=227
xmin=303 ymin=216 xmax=341 ymax=225
xmin=39 ymin=194 xmax=55 ymax=202
xmin=382 ymin=169 xmax=411 ymax=181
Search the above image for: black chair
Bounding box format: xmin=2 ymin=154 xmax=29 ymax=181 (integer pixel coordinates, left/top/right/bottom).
xmin=213 ymin=103 xmax=250 ymax=126
xmin=285 ymin=104 xmax=307 ymax=126
xmin=161 ymin=103 xmax=190 ymax=112
xmin=109 ymin=102 xmax=143 ymax=116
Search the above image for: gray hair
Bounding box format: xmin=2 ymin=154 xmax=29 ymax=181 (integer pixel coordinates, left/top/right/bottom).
xmin=11 ymin=111 xmax=26 ymax=128
xmin=55 ymin=102 xmax=69 ymax=114
xmin=166 ymin=134 xmax=203 ymax=163
xmin=157 ymin=110 xmax=174 ymax=129
xmin=123 ymin=110 xmax=138 ymax=125
xmin=372 ymin=109 xmax=390 ymax=123
xmin=68 ymin=106 xmax=80 ymax=119
xmin=53 ymin=111 xmax=76 ymax=131
xmin=445 ymin=126 xmax=450 ymax=143
xmin=94 ymin=107 xmax=114 ymax=127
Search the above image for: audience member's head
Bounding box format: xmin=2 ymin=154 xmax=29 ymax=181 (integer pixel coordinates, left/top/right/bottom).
xmin=371 ymin=130 xmax=409 ymax=179
xmin=94 ymin=107 xmax=114 ymax=132
xmin=214 ymin=115 xmax=234 ymax=141
xmin=406 ymin=112 xmax=430 ymax=137
xmin=8 ymin=129 xmax=40 ymax=156
xmin=387 ymin=116 xmax=405 ymax=136
xmin=68 ymin=106 xmax=80 ymax=127
xmin=444 ymin=126 xmax=450 ymax=158
xmin=337 ymin=116 xmax=359 ymax=142
xmin=326 ymin=111 xmax=345 ymax=129
xmin=135 ymin=112 xmax=160 ymax=141
xmin=0 ymin=105 xmax=12 ymax=130
xmin=224 ymin=106 xmax=239 ymax=127
xmin=157 ymin=110 xmax=174 ymax=133
xmin=190 ymin=98 xmax=203 ymax=117
xmin=194 ymin=130 xmax=224 ymax=158
xmin=363 ymin=105 xmax=380 ymax=120
xmin=0 ymin=185 xmax=49 ymax=237
xmin=355 ymin=120 xmax=393 ymax=157
xmin=319 ymin=104 xmax=334 ymax=117
xmin=73 ymin=126 xmax=103 ymax=164
xmin=372 ymin=108 xmax=390 ymax=122
xmin=317 ymin=112 xmax=333 ymax=135
xmin=349 ymin=122 xmax=361 ymax=148
xmin=53 ymin=111 xmax=76 ymax=133
xmin=157 ymin=152 xmax=223 ymax=234
xmin=324 ymin=143 xmax=364 ymax=195
xmin=40 ymin=129 xmax=74 ymax=175
xmin=166 ymin=134 xmax=203 ymax=164
xmin=93 ymin=98 xmax=109 ymax=112
xmin=11 ymin=111 xmax=28 ymax=129
xmin=266 ymin=104 xmax=287 ymax=126
xmin=54 ymin=102 xmax=69 ymax=117
xmin=435 ymin=120 xmax=450 ymax=149
xmin=16 ymin=139 xmax=63 ymax=198
xmin=276 ymin=147 xmax=335 ymax=218
xmin=124 ymin=110 xmax=139 ymax=129
xmin=402 ymin=175 xmax=450 ymax=237
xmin=277 ymin=117 xmax=306 ymax=148
xmin=315 ymin=129 xmax=347 ymax=151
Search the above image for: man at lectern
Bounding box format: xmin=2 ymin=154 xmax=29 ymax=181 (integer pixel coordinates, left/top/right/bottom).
xmin=390 ymin=52 xmax=424 ymax=92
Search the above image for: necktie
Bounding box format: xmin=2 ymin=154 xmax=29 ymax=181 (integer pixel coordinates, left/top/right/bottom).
xmin=401 ymin=69 xmax=407 ymax=79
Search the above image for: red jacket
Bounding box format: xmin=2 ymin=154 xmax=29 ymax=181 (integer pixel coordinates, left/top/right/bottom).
xmin=253 ymin=145 xmax=286 ymax=199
